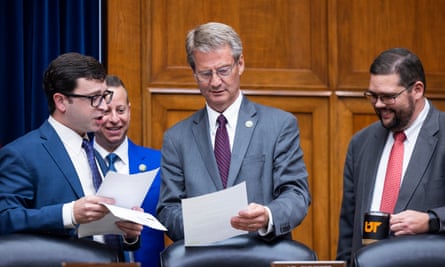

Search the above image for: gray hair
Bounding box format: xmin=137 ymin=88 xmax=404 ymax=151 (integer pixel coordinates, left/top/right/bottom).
xmin=185 ymin=22 xmax=243 ymax=71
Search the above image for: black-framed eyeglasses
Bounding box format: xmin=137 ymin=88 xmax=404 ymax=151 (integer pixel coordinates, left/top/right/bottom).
xmin=194 ymin=61 xmax=237 ymax=83
xmin=62 ymin=90 xmax=113 ymax=108
xmin=364 ymin=82 xmax=415 ymax=105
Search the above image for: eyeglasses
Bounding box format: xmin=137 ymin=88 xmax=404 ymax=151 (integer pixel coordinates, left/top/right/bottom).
xmin=62 ymin=90 xmax=113 ymax=108
xmin=364 ymin=82 xmax=415 ymax=105
xmin=194 ymin=61 xmax=237 ymax=83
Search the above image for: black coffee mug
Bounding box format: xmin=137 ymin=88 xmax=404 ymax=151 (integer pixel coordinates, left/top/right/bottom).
xmin=362 ymin=211 xmax=390 ymax=245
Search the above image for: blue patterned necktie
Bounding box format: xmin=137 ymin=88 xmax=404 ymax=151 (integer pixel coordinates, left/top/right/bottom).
xmin=82 ymin=140 xmax=122 ymax=254
xmin=81 ymin=139 xmax=102 ymax=190
xmin=214 ymin=114 xmax=231 ymax=188
xmin=106 ymin=153 xmax=118 ymax=173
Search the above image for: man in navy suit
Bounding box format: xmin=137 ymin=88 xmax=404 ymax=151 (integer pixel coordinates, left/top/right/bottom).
xmin=94 ymin=75 xmax=164 ymax=267
xmin=0 ymin=53 xmax=143 ymax=259
xmin=337 ymin=48 xmax=445 ymax=265
xmin=157 ymin=22 xmax=311 ymax=242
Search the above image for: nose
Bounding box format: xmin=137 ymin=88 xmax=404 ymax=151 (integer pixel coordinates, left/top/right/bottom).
xmin=108 ymin=110 xmax=120 ymax=123
xmin=209 ymin=72 xmax=223 ymax=86
xmin=96 ymin=97 xmax=108 ymax=111
xmin=374 ymin=96 xmax=386 ymax=108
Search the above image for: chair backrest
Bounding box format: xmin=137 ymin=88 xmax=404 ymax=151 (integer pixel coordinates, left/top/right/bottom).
xmin=62 ymin=263 xmax=140 ymax=267
xmin=0 ymin=233 xmax=119 ymax=267
xmin=353 ymin=234 xmax=445 ymax=267
xmin=160 ymin=234 xmax=317 ymax=267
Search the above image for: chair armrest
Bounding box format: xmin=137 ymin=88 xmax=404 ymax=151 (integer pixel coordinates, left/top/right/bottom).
xmin=353 ymin=234 xmax=445 ymax=267
xmin=0 ymin=233 xmax=119 ymax=267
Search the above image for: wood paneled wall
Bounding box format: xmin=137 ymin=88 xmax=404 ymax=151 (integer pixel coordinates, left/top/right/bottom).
xmin=107 ymin=0 xmax=445 ymax=260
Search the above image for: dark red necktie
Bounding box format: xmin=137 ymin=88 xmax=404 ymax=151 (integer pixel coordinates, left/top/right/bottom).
xmin=380 ymin=131 xmax=406 ymax=213
xmin=214 ymin=114 xmax=231 ymax=188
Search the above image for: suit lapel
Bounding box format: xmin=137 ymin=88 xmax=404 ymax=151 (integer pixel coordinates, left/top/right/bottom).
xmin=40 ymin=122 xmax=84 ymax=197
xmin=227 ymin=99 xmax=257 ymax=187
xmin=395 ymin=107 xmax=439 ymax=212
xmin=361 ymin=126 xmax=389 ymax=212
xmin=192 ymin=109 xmax=222 ymax=188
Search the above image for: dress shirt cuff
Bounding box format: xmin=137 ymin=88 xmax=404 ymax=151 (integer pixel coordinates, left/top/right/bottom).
xmin=123 ymin=236 xmax=139 ymax=245
xmin=258 ymin=206 xmax=274 ymax=236
xmin=63 ymin=201 xmax=77 ymax=228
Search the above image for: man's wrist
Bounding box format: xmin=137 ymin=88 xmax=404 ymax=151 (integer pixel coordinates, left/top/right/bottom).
xmin=428 ymin=211 xmax=440 ymax=233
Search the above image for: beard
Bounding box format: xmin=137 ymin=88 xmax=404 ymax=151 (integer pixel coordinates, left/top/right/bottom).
xmin=376 ymin=96 xmax=415 ymax=132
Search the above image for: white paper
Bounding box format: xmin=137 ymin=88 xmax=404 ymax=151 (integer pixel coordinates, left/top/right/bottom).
xmin=77 ymin=168 xmax=167 ymax=237
xmin=182 ymin=181 xmax=248 ymax=246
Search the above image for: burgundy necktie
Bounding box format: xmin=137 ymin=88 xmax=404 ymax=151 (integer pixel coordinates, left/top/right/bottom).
xmin=215 ymin=114 xmax=231 ymax=188
xmin=380 ymin=131 xmax=406 ymax=213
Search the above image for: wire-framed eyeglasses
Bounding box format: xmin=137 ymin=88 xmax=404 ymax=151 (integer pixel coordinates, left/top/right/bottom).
xmin=363 ymin=82 xmax=415 ymax=105
xmin=194 ymin=61 xmax=237 ymax=83
xmin=62 ymin=89 xmax=113 ymax=108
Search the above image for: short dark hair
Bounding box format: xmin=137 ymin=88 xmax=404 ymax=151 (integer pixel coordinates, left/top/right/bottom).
xmin=105 ymin=75 xmax=129 ymax=103
xmin=43 ymin=52 xmax=106 ymax=114
xmin=370 ymin=48 xmax=426 ymax=92
xmin=105 ymin=75 xmax=126 ymax=88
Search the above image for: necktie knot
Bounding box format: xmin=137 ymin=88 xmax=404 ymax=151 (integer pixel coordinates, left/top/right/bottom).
xmin=81 ymin=138 xmax=90 ymax=151
xmin=394 ymin=131 xmax=406 ymax=143
xmin=106 ymin=153 xmax=118 ymax=173
xmin=217 ymin=114 xmax=228 ymax=128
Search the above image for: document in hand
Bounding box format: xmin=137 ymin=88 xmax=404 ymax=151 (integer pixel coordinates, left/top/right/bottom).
xmin=77 ymin=168 xmax=167 ymax=237
xmin=182 ymin=181 xmax=248 ymax=246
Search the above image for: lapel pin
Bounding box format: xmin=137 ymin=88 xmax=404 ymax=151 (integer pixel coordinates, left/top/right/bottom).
xmin=139 ymin=164 xmax=147 ymax=172
xmin=245 ymin=120 xmax=254 ymax=128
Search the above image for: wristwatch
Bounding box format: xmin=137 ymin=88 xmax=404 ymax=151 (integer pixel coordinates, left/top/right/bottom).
xmin=428 ymin=211 xmax=440 ymax=233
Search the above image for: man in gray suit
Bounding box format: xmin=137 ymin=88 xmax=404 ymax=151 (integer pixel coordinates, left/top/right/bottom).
xmin=156 ymin=22 xmax=311 ymax=242
xmin=337 ymin=48 xmax=445 ymax=264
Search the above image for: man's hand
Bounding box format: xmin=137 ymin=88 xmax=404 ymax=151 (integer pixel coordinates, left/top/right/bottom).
xmin=230 ymin=203 xmax=269 ymax=232
xmin=116 ymin=207 xmax=144 ymax=240
xmin=390 ymin=209 xmax=429 ymax=236
xmin=73 ymin=196 xmax=115 ymax=224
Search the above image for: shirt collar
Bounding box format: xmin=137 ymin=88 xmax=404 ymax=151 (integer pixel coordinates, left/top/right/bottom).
xmin=403 ymin=99 xmax=430 ymax=143
xmin=48 ymin=116 xmax=84 ymax=153
xmin=207 ymin=91 xmax=243 ymax=131
xmin=94 ymin=136 xmax=129 ymax=166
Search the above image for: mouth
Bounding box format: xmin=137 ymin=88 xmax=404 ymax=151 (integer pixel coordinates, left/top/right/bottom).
xmin=210 ymin=88 xmax=225 ymax=95
xmin=104 ymin=126 xmax=123 ymax=135
xmin=95 ymin=116 xmax=104 ymax=123
xmin=378 ymin=108 xmax=394 ymax=120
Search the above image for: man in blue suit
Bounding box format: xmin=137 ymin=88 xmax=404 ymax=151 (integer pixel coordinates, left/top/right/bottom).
xmin=0 ymin=53 xmax=143 ymax=259
xmin=94 ymin=75 xmax=164 ymax=267
xmin=157 ymin=22 xmax=311 ymax=242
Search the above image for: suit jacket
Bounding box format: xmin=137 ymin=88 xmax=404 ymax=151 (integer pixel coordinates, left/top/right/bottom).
xmin=125 ymin=140 xmax=165 ymax=267
xmin=156 ymin=96 xmax=311 ymax=242
xmin=0 ymin=121 xmax=138 ymax=254
xmin=0 ymin=120 xmax=84 ymax=236
xmin=336 ymin=102 xmax=445 ymax=264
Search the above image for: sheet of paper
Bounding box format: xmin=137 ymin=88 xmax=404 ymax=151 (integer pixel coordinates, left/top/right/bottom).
xmin=78 ymin=168 xmax=163 ymax=237
xmin=182 ymin=181 xmax=248 ymax=246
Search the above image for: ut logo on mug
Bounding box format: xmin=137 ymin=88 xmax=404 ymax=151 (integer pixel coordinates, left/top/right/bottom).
xmin=362 ymin=211 xmax=390 ymax=245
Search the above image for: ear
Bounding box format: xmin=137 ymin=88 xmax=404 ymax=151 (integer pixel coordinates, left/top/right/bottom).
xmin=412 ymin=81 xmax=425 ymax=99
xmin=53 ymin=93 xmax=67 ymax=113
xmin=237 ymin=54 xmax=245 ymax=75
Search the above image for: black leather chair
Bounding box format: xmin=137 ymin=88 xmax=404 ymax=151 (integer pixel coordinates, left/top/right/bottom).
xmin=160 ymin=234 xmax=317 ymax=267
xmin=353 ymin=234 xmax=445 ymax=267
xmin=0 ymin=233 xmax=119 ymax=267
